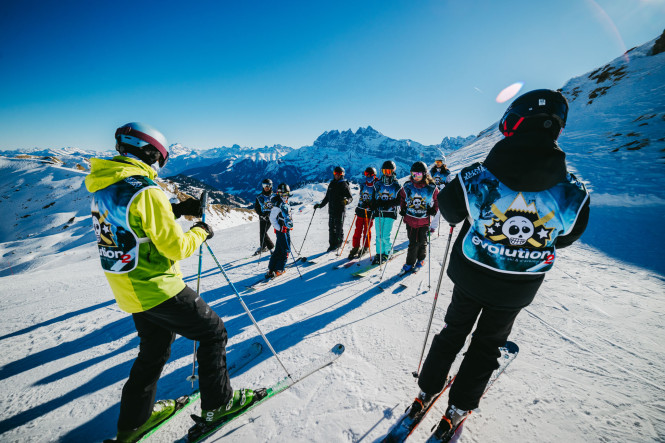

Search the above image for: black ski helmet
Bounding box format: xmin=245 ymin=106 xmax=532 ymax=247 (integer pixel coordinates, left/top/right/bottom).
xmin=364 ymin=166 xmax=377 ymax=177
xmin=381 ymin=160 xmax=396 ymax=171
xmin=333 ymin=166 xmax=345 ymax=175
xmin=262 ymin=178 xmax=273 ymax=189
xmin=499 ymin=89 xmax=569 ymax=139
xmin=115 ymin=122 xmax=169 ymax=167
xmin=410 ymin=161 xmax=428 ymax=174
xmin=276 ymin=183 xmax=290 ymax=195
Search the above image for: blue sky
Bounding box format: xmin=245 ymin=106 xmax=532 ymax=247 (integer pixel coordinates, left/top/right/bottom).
xmin=0 ymin=0 xmax=663 ymax=151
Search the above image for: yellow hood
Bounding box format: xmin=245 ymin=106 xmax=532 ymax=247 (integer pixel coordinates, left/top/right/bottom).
xmin=85 ymin=156 xmax=158 ymax=193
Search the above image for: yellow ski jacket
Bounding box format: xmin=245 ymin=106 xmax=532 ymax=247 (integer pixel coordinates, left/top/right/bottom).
xmin=85 ymin=156 xmax=207 ymax=313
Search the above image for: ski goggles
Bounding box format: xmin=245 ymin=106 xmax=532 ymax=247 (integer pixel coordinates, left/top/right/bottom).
xmin=364 ymin=171 xmax=376 ymax=177
xmin=333 ymin=171 xmax=344 ymax=177
xmin=411 ymin=171 xmax=424 ymax=178
xmin=381 ymin=168 xmax=394 ymax=176
xmin=262 ymin=184 xmax=272 ymax=189
xmin=434 ymin=160 xmax=443 ymax=166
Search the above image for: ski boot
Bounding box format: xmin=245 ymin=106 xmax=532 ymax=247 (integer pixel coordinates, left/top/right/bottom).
xmin=200 ymin=389 xmax=258 ymax=425
xmin=274 ymin=269 xmax=285 ymax=277
xmin=431 ymin=405 xmax=469 ymax=441
xmin=407 ymin=390 xmax=437 ymax=420
xmin=358 ymin=247 xmax=369 ymax=257
xmin=265 ymin=270 xmax=275 ymax=279
xmin=372 ymin=254 xmax=382 ymax=265
xmin=401 ymin=263 xmax=413 ymax=274
xmin=114 ymin=399 xmax=180 ymax=442
xmin=382 ymin=253 xmax=390 ymax=262
xmin=253 ymin=247 xmax=264 ymax=256
xmin=347 ymin=247 xmax=359 ymax=259
xmin=414 ymin=260 xmax=425 ymax=271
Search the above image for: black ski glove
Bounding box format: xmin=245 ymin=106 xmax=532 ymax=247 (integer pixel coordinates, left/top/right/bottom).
xmin=192 ymin=221 xmax=214 ymax=240
xmin=399 ymin=208 xmax=406 ymax=217
xmin=172 ymin=198 xmax=203 ymax=219
xmin=427 ymin=206 xmax=437 ymax=216
xmin=313 ymin=202 xmax=321 ymax=209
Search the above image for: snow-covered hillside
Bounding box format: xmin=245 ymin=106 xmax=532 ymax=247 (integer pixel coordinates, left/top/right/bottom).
xmin=0 ymin=157 xmax=255 ymax=278
xmin=1 ymin=32 xmax=665 ymax=443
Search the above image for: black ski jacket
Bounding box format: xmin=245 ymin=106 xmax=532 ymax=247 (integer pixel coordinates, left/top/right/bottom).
xmin=319 ymin=178 xmax=353 ymax=217
xmin=438 ymin=132 xmax=590 ymax=310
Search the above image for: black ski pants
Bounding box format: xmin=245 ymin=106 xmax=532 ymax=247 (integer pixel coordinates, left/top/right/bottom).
xmin=259 ymin=217 xmax=275 ymax=250
xmin=329 ymin=213 xmax=345 ymax=249
xmin=406 ymin=225 xmax=429 ymax=266
xmin=118 ymin=286 xmax=233 ymax=431
xmin=417 ymin=285 xmax=520 ymax=411
xmin=268 ymin=230 xmax=290 ymax=272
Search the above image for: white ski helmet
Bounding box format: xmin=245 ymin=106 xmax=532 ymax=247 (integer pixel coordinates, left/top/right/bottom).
xmin=115 ymin=122 xmax=169 ymax=167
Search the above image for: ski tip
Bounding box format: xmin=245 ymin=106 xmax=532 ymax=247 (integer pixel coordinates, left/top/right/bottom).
xmin=331 ymin=343 xmax=345 ymax=355
xmin=503 ymin=341 xmax=519 ymax=354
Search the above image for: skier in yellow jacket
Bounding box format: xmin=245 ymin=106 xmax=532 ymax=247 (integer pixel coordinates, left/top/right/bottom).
xmin=86 ymin=122 xmax=255 ymax=442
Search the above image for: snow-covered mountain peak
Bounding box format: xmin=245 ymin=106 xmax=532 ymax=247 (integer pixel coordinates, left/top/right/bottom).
xmin=167 ymin=143 xmax=193 ymax=157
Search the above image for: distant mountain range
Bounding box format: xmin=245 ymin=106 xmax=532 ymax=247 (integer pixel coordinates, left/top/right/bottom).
xmin=0 ymin=128 xmax=474 ymax=201
xmin=182 ymin=127 xmax=474 ymax=199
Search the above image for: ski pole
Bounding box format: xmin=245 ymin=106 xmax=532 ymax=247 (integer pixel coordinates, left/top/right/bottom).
xmin=338 ymin=214 xmax=356 ymax=257
xmin=428 ymin=227 xmax=431 ymax=289
xmin=412 ymin=224 xmax=455 ymax=379
xmin=203 ymin=241 xmax=294 ymax=381
xmin=375 ymin=211 xmax=382 ymax=266
xmin=379 ymin=216 xmax=403 ymax=281
xmin=188 ymin=190 xmax=209 ymax=386
xmin=363 ymin=209 xmax=373 ymax=261
xmin=298 ymin=207 xmax=317 ymax=255
xmin=288 ymin=236 xmax=304 ymax=280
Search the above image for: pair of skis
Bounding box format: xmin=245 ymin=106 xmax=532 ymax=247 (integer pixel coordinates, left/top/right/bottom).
xmin=108 ymin=343 xmax=345 ymax=442
xmin=185 ymin=343 xmax=345 ymax=442
xmin=351 ymin=250 xmax=406 ymax=278
xmin=381 ymin=341 xmax=519 ymax=443
xmin=244 ymin=256 xmax=309 ymax=292
xmin=104 ymin=342 xmax=264 ymax=443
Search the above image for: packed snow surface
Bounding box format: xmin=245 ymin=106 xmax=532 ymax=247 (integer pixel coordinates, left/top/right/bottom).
xmin=1 ymin=173 xmax=664 ymax=442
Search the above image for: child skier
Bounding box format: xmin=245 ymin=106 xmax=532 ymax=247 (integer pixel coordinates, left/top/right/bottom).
xmin=398 ymin=161 xmax=439 ymax=273
xmin=253 ymin=178 xmax=275 ymax=255
xmin=266 ymin=183 xmax=293 ymax=279
xmin=86 ymin=122 xmax=256 ymax=442
xmin=412 ymin=89 xmax=590 ymax=441
xmin=429 ymin=156 xmax=452 ymax=234
xmin=314 ymin=166 xmax=353 ymax=251
xmin=347 ymin=167 xmax=377 ymax=259
xmin=371 ymin=161 xmax=401 ymax=264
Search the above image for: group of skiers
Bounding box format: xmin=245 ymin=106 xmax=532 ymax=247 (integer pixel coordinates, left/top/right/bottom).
xmin=87 ymin=88 xmax=589 ymax=442
xmin=253 ymin=157 xmax=453 ymax=278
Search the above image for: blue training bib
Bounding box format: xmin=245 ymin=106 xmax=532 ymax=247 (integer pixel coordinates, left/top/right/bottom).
xmin=91 ymin=176 xmax=158 ymax=273
xmin=459 ymin=163 xmax=588 ymax=274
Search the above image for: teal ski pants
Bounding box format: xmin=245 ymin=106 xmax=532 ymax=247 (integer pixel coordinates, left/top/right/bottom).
xmin=375 ymin=217 xmax=395 ymax=256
